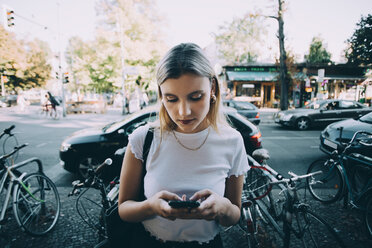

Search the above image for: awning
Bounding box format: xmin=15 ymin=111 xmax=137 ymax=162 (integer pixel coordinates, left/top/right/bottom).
xmin=226 ymin=71 xmax=278 ymax=81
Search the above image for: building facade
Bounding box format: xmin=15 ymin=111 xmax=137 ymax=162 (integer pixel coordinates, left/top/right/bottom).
xmin=222 ymin=64 xmax=371 ymax=108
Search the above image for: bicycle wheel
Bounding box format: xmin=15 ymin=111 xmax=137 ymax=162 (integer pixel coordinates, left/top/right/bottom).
xmin=289 ymin=207 xmax=346 ymax=247
xmin=76 ymin=187 xmax=106 ymax=238
xmin=2 ymin=134 xmax=19 ymax=164
xmin=12 ymin=173 xmax=60 ymax=236
xmin=365 ymin=194 xmax=372 ymax=239
xmin=245 ymin=166 xmax=283 ymax=219
xmin=239 ymin=201 xmax=259 ymax=248
xmin=306 ymin=159 xmax=344 ymax=203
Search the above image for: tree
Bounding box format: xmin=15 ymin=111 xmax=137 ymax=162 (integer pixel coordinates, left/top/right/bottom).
xmin=213 ymin=13 xmax=267 ymax=64
xmin=268 ymin=0 xmax=290 ymax=110
xmin=0 ymin=26 xmax=52 ymax=93
xmin=345 ymin=14 xmax=372 ymax=65
xmin=66 ymin=0 xmax=167 ymax=95
xmin=304 ymin=36 xmax=332 ymax=64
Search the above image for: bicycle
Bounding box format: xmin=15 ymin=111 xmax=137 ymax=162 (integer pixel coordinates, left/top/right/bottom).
xmin=68 ymin=158 xmax=117 ymax=247
xmin=0 ymin=144 xmax=60 ymax=237
xmin=39 ymin=103 xmax=59 ymax=119
xmin=239 ymin=152 xmax=346 ymax=248
xmin=0 ymin=125 xmax=19 ymax=164
xmin=306 ymin=129 xmax=372 ymax=238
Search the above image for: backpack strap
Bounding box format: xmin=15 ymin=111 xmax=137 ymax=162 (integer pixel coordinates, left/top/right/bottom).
xmin=139 ymin=127 xmax=154 ymax=200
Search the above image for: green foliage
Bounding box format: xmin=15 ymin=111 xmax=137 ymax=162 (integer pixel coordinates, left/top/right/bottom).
xmin=213 ymin=13 xmax=267 ymax=64
xmin=66 ymin=0 xmax=167 ymax=94
xmin=0 ymin=26 xmax=52 ymax=93
xmin=304 ymin=36 xmax=332 ymax=64
xmin=345 ymin=14 xmax=372 ymax=65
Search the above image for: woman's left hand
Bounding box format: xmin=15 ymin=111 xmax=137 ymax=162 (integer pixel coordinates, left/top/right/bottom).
xmin=175 ymin=189 xmax=230 ymax=221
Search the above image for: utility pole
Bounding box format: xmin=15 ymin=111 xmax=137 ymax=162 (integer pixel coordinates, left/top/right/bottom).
xmin=57 ymin=1 xmax=66 ymax=117
xmin=116 ymin=10 xmax=127 ymax=115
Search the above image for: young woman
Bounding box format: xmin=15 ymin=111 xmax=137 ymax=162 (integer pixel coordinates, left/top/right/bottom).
xmin=118 ymin=43 xmax=249 ymax=247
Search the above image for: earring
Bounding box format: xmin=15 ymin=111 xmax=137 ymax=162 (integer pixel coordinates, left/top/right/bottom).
xmin=210 ymin=95 xmax=216 ymax=104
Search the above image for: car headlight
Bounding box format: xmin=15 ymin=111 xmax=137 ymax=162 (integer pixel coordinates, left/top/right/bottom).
xmin=281 ymin=114 xmax=293 ymax=121
xmin=60 ymin=143 xmax=71 ymax=152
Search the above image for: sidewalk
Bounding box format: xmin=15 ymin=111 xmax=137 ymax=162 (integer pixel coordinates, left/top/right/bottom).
xmin=3 ymin=187 xmax=372 ymax=248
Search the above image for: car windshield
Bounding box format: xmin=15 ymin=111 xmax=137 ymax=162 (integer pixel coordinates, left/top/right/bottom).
xmin=102 ymin=111 xmax=140 ymax=132
xmin=303 ymin=100 xmax=324 ymax=109
xmin=359 ymin=112 xmax=372 ymax=124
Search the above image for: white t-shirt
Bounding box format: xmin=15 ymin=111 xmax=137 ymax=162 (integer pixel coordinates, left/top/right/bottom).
xmin=128 ymin=123 xmax=249 ymax=243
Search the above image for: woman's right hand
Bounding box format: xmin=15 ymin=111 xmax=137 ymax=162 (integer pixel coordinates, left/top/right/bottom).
xmin=147 ymin=190 xmax=184 ymax=220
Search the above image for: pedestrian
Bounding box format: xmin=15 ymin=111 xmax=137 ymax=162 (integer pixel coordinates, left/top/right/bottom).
xmin=17 ymin=93 xmax=29 ymax=112
xmin=47 ymin=91 xmax=59 ymax=111
xmin=118 ymin=43 xmax=249 ymax=247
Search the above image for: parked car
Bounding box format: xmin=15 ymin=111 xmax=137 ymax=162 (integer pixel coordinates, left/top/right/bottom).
xmin=223 ymin=100 xmax=260 ymax=125
xmin=319 ymin=111 xmax=372 ymax=156
xmin=274 ymin=99 xmax=372 ymax=130
xmin=59 ymin=107 xmax=263 ymax=179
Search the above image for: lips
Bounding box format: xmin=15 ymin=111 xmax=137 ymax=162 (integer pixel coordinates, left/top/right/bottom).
xmin=179 ymin=119 xmax=194 ymax=125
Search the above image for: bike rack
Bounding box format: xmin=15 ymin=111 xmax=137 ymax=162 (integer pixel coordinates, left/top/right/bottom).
xmin=12 ymin=157 xmax=43 ymax=173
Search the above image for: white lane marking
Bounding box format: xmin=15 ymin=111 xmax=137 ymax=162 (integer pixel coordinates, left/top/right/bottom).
xmin=36 ymin=142 xmax=47 ymax=148
xmin=310 ymin=146 xmax=319 ymax=149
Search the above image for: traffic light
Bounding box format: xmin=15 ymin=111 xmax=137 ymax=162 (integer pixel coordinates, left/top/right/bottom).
xmin=63 ymin=72 xmax=69 ymax=84
xmin=6 ymin=9 xmax=15 ymax=27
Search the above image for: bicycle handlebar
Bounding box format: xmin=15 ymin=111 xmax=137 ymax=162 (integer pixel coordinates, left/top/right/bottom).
xmin=95 ymin=158 xmax=113 ymax=175
xmin=269 ymin=170 xmax=322 ymax=186
xmin=68 ymin=158 xmax=113 ymax=197
xmin=0 ymin=143 xmax=28 ymax=161
xmin=338 ymin=128 xmax=372 ymax=149
xmin=3 ymin=125 xmax=15 ymax=135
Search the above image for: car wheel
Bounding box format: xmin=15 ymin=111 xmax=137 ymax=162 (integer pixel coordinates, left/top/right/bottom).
xmin=78 ymin=157 xmax=101 ymax=179
xmin=296 ymin=117 xmax=310 ymax=130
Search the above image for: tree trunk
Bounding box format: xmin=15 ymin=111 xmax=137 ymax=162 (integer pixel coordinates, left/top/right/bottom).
xmin=278 ymin=0 xmax=289 ymax=110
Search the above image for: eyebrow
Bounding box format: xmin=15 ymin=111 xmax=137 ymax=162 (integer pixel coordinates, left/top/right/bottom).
xmin=163 ymin=90 xmax=205 ymax=97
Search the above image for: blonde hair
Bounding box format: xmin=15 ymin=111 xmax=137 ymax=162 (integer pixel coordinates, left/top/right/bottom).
xmin=156 ymin=43 xmax=226 ymax=134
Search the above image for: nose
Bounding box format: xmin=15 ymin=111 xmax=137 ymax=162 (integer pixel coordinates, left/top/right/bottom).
xmin=178 ymin=100 xmax=191 ymax=116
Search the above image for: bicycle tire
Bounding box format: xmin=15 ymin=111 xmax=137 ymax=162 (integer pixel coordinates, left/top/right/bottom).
xmin=76 ymin=187 xmax=107 ymax=238
xmin=289 ymin=207 xmax=346 ymax=247
xmin=12 ymin=173 xmax=60 ymax=236
xmin=239 ymin=202 xmax=259 ymax=248
xmin=365 ymin=194 xmax=372 ymax=239
xmin=245 ymin=166 xmax=283 ymax=219
xmin=2 ymin=134 xmax=19 ymax=164
xmin=306 ymin=158 xmax=344 ymax=204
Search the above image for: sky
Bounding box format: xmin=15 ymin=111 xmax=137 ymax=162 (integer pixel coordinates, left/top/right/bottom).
xmin=1 ymin=0 xmax=371 ymax=64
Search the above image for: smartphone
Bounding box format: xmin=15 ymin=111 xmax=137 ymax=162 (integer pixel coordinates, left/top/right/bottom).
xmin=168 ymin=200 xmax=200 ymax=209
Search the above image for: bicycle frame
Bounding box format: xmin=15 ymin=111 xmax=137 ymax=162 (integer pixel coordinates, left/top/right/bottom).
xmin=246 ymin=155 xmax=328 ymax=247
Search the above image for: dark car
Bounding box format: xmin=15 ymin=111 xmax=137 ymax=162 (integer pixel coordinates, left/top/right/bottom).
xmin=319 ymin=111 xmax=372 ymax=156
xmin=274 ymin=99 xmax=372 ymax=130
xmin=59 ymin=107 xmax=263 ymax=179
xmin=223 ymin=100 xmax=260 ymax=125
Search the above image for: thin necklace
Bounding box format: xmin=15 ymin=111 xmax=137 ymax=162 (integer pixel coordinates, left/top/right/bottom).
xmin=172 ymin=127 xmax=210 ymax=151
